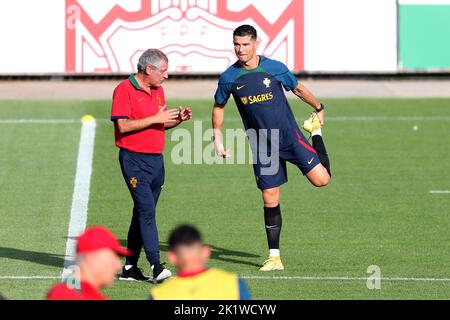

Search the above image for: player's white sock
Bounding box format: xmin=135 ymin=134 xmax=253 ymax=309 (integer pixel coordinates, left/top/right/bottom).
xmin=269 ymin=249 xmax=280 ymax=257
xmin=124 ymin=265 xmax=133 ymax=270
xmin=312 ymin=128 xmax=322 ymax=136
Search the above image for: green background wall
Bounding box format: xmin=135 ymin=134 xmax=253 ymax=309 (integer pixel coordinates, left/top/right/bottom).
xmin=400 ymin=4 xmax=450 ymax=69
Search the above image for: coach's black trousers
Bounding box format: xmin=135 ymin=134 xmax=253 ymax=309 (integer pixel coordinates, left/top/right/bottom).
xmin=119 ymin=148 xmax=164 ymax=266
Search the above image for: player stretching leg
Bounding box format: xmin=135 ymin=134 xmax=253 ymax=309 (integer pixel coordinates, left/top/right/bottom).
xmin=212 ymin=25 xmax=331 ymax=271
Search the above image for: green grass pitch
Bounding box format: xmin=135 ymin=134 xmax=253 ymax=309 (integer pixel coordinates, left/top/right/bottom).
xmin=0 ymin=98 xmax=449 ymax=299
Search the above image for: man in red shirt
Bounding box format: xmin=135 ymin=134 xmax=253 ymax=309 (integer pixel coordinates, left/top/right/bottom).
xmin=47 ymin=226 xmax=129 ymax=300
xmin=111 ymin=49 xmax=192 ymax=283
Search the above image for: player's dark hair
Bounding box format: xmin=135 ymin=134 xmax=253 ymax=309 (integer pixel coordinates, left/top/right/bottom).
xmin=168 ymin=224 xmax=203 ymax=250
xmin=233 ymin=24 xmax=257 ymax=40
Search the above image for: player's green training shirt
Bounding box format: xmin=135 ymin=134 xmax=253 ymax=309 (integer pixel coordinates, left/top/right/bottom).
xmin=214 ymin=55 xmax=300 ymax=150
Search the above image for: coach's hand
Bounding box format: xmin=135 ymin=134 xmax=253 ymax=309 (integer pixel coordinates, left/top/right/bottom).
xmin=155 ymin=108 xmax=179 ymax=124
xmin=178 ymin=106 xmax=192 ymax=121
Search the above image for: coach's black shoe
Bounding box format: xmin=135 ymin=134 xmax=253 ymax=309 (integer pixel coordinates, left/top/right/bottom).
xmin=152 ymin=262 xmax=172 ymax=284
xmin=119 ymin=266 xmax=150 ymax=282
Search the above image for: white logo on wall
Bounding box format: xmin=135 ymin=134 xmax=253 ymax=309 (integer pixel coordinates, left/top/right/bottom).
xmin=65 ymin=0 xmax=304 ymax=73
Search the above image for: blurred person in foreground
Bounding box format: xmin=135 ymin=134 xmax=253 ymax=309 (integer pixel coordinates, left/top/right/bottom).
xmin=150 ymin=225 xmax=251 ymax=300
xmin=47 ymin=226 xmax=129 ymax=300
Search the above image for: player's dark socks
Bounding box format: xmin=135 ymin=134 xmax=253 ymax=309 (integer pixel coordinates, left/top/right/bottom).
xmin=312 ymin=135 xmax=331 ymax=176
xmin=264 ymin=205 xmax=282 ymax=249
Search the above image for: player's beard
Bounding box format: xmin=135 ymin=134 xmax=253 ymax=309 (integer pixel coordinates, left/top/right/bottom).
xmin=238 ymin=52 xmax=257 ymax=66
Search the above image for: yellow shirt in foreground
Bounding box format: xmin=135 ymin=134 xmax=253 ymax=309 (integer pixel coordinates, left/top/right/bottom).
xmin=150 ymin=268 xmax=250 ymax=300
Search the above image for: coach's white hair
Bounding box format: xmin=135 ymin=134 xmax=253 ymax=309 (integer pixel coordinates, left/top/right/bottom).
xmin=137 ymin=49 xmax=168 ymax=73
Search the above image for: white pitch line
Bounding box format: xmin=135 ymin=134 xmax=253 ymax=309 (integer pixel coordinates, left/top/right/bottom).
xmin=429 ymin=190 xmax=450 ymax=194
xmin=2 ymin=275 xmax=450 ymax=282
xmin=326 ymin=116 xmax=450 ymax=121
xmin=241 ymin=275 xmax=450 ymax=282
xmin=0 ymin=276 xmax=60 ymax=280
xmin=0 ymin=119 xmax=80 ymax=124
xmin=197 ymin=115 xmax=450 ymax=122
xmin=62 ymin=116 xmax=96 ymax=276
xmin=2 ymin=115 xmax=450 ymax=125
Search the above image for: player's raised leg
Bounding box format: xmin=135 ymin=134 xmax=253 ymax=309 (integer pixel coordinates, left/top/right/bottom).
xmin=259 ymin=187 xmax=284 ymax=271
xmin=303 ymin=112 xmax=331 ymax=187
xmin=291 ymin=79 xmax=331 ymax=186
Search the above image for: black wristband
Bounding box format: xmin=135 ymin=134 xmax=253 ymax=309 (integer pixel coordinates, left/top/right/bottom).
xmin=315 ymin=103 xmax=325 ymax=112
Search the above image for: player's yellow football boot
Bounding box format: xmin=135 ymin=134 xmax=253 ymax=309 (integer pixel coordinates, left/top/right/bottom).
xmin=259 ymin=256 xmax=284 ymax=271
xmin=302 ymin=112 xmax=322 ymax=134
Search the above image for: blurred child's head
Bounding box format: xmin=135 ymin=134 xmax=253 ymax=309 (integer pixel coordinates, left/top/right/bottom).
xmin=167 ymin=225 xmax=211 ymax=274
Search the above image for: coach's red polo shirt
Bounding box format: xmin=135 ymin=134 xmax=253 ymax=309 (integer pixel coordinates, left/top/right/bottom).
xmin=111 ymin=74 xmax=166 ymax=154
xmin=46 ymin=281 xmax=107 ymax=300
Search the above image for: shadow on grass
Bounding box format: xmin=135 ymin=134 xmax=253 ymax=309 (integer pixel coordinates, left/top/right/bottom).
xmin=118 ymin=240 xmax=261 ymax=268
xmin=63 ymin=236 xmax=261 ymax=268
xmin=0 ymin=237 xmax=260 ymax=270
xmin=0 ymin=247 xmax=65 ymax=268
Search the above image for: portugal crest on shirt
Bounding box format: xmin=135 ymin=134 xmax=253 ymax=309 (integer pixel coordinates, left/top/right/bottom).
xmin=263 ymin=78 xmax=271 ymax=88
xmin=130 ymin=177 xmax=138 ymax=188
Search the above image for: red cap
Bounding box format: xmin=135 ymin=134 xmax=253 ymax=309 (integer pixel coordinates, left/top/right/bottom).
xmin=76 ymin=226 xmax=130 ymax=256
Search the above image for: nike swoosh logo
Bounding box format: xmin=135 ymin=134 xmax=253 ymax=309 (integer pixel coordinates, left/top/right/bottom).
xmin=265 ymin=225 xmax=278 ymax=229
xmin=138 ymin=98 xmax=144 ymax=102
xmin=236 ymin=85 xmax=245 ymax=90
xmin=308 ymin=157 xmax=314 ymax=165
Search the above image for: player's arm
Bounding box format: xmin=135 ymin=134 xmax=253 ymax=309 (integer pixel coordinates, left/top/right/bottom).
xmin=116 ymin=108 xmax=179 ymax=133
xmin=292 ymin=81 xmax=325 ymax=125
xmin=212 ymin=74 xmax=232 ymax=157
xmin=164 ymin=106 xmax=192 ymax=129
xmin=212 ymin=103 xmax=231 ymax=158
